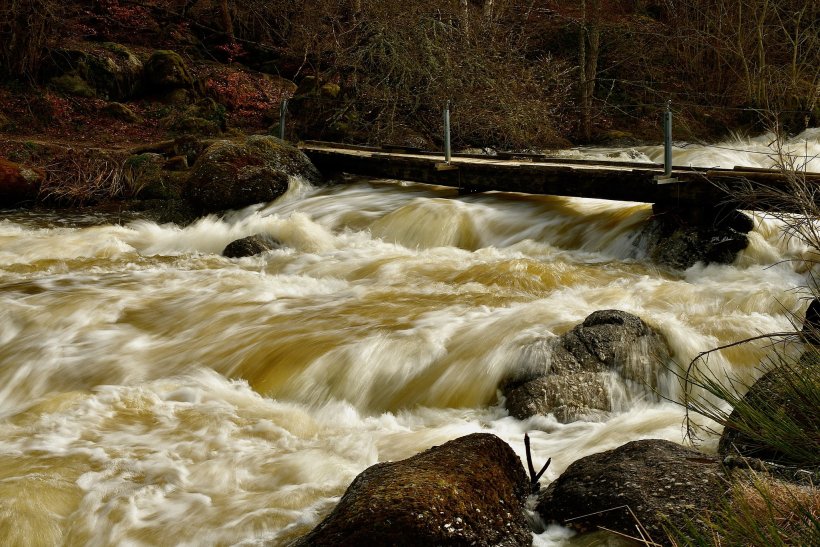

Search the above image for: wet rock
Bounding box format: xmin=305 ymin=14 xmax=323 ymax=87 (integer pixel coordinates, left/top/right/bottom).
xmin=291 ymin=433 xmax=531 ymax=547
xmin=0 ymin=158 xmax=44 ymax=208
xmin=640 ymin=206 xmax=753 ymax=270
xmin=185 ymin=135 xmax=321 ymax=213
xmin=717 ymin=353 xmax=819 ymax=470
xmin=222 ymin=235 xmax=281 ymax=258
xmin=502 ymin=310 xmax=670 ymax=422
xmin=144 ymin=50 xmax=194 ymax=92
xmin=536 ymin=439 xmax=731 ymax=545
xmin=801 ymin=298 xmax=820 ymax=344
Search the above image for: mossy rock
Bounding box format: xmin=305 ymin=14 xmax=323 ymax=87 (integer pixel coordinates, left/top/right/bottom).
xmin=163 ymin=98 xmax=226 ymax=136
xmin=185 ymin=135 xmax=321 ymax=213
xmin=50 ymin=73 xmax=96 ymax=98
xmin=144 ymin=50 xmax=194 ymax=92
xmin=47 ymin=44 xmax=143 ymax=100
xmin=0 ymin=158 xmax=44 ymax=208
xmin=124 ymin=153 xmax=186 ymax=200
xmin=103 ymin=102 xmax=142 ymax=123
xmin=85 ymin=44 xmax=143 ymax=100
xmin=162 ymin=88 xmax=193 ymax=105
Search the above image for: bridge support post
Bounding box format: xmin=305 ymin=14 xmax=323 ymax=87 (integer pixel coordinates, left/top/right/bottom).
xmin=664 ymin=100 xmax=672 ymax=177
xmin=656 ymin=100 xmax=677 ymax=184
xmin=278 ymin=99 xmax=288 ymax=141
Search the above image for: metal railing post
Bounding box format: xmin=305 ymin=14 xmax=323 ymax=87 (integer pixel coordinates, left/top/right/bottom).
xmin=278 ymin=99 xmax=288 ymax=141
xmin=664 ymin=100 xmax=672 ymax=178
xmin=444 ymin=100 xmax=451 ymax=164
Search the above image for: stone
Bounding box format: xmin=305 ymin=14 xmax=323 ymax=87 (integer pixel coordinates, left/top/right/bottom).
xmin=164 ymin=98 xmax=226 ymax=136
xmin=291 ymin=433 xmax=531 ymax=547
xmin=801 ymin=298 xmax=820 ymax=344
xmin=536 ymin=439 xmax=731 ymax=544
xmin=717 ymin=354 xmax=819 ymax=470
xmin=222 ymin=234 xmax=281 ymax=258
xmin=103 ymin=102 xmax=142 ymax=123
xmin=0 ymin=158 xmax=44 ymax=208
xmin=502 ymin=310 xmax=670 ymax=422
xmin=144 ymin=50 xmax=194 ymax=92
xmin=123 ymin=153 xmax=186 ymax=200
xmin=185 ymin=135 xmax=321 ymax=214
xmin=294 ymin=75 xmax=319 ymax=96
xmin=49 ymin=73 xmax=96 ymax=98
xmin=47 ymin=44 xmax=143 ymax=100
xmin=640 ymin=206 xmax=753 ymax=270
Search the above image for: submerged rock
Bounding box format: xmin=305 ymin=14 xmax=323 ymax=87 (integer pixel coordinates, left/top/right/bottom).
xmin=502 ymin=310 xmax=670 ymax=422
xmin=184 ymin=135 xmax=321 ymax=214
xmin=640 ymin=206 xmax=753 ymax=270
xmin=291 ymin=433 xmax=531 ymax=547
xmin=537 ymin=439 xmax=730 ymax=545
xmin=222 ymin=234 xmax=281 ymax=258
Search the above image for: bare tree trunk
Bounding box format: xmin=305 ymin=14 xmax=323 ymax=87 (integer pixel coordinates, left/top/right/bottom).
xmin=219 ymin=0 xmax=234 ymax=42
xmin=579 ymin=0 xmax=600 ymax=142
xmin=461 ymin=0 xmax=470 ymax=36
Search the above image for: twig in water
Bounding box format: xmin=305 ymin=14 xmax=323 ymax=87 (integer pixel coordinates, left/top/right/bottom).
xmin=524 ymin=433 xmax=551 ymax=493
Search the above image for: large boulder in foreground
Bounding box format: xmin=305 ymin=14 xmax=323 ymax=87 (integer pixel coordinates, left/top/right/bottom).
xmin=502 ymin=310 xmax=670 ymax=423
xmin=718 ymin=351 xmax=820 ymax=474
xmin=291 ymin=433 xmax=532 ymax=547
xmin=0 ymin=158 xmax=44 ymax=208
xmin=537 ymin=439 xmax=731 ymax=545
xmin=185 ymin=135 xmax=321 ymax=213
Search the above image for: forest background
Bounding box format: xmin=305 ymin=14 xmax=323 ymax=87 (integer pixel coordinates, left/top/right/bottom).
xmin=1 ymin=0 xmax=818 ymax=153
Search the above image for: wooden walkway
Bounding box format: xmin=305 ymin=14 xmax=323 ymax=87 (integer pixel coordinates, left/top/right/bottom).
xmin=300 ymin=141 xmax=820 ymax=212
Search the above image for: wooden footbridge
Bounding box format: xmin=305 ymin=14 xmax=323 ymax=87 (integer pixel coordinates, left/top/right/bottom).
xmin=300 ymin=141 xmax=820 ymax=213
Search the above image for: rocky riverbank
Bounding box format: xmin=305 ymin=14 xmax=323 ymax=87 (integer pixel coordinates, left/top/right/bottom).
xmin=287 ymin=308 xmax=819 ymax=546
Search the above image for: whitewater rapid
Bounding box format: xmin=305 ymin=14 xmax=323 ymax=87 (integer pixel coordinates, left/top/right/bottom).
xmin=0 ymin=130 xmax=818 ymax=545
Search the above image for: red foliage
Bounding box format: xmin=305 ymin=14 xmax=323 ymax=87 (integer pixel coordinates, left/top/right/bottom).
xmin=204 ymin=70 xmax=289 ymax=124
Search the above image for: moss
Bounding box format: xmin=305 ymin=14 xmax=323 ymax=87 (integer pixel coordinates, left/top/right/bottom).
xmin=103 ymin=102 xmax=142 ymax=123
xmin=320 ymin=83 xmax=340 ymax=99
xmin=124 ymin=153 xmax=186 ymax=200
xmin=144 ymin=50 xmax=194 ymax=92
xmin=49 ymin=73 xmax=96 ymax=98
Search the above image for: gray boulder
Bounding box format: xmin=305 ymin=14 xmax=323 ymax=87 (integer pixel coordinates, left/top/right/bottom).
xmin=185 ymin=135 xmax=321 ymax=213
xmin=291 ymin=433 xmax=532 ymax=547
xmin=502 ymin=310 xmax=670 ymax=422
xmin=537 ymin=439 xmax=731 ymax=545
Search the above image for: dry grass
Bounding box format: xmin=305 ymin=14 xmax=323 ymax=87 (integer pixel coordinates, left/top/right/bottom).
xmin=37 ymin=147 xmax=132 ymax=205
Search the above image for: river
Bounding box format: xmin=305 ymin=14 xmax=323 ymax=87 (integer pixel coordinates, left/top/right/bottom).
xmin=1 ymin=129 xmax=818 ymax=545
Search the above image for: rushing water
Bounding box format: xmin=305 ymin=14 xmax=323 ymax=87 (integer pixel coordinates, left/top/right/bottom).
xmin=1 ymin=130 xmax=819 ymax=546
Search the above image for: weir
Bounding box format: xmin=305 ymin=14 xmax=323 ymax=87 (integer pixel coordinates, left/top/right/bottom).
xmin=301 ymin=141 xmax=820 ymax=213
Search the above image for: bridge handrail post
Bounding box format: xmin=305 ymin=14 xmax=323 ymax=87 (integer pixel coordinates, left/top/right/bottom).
xmin=664 ymin=100 xmax=672 ymax=177
xmin=444 ymin=100 xmax=452 ymax=164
